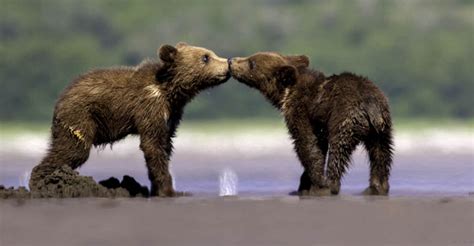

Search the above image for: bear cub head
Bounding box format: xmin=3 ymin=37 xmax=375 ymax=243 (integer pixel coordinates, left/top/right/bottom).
xmin=229 ymin=52 xmax=309 ymax=96
xmin=157 ymin=42 xmax=231 ymax=93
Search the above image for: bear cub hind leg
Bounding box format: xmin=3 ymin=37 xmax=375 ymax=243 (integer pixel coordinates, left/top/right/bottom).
xmin=29 ymin=120 xmax=93 ymax=191
xmin=326 ymin=123 xmax=360 ymax=195
xmin=363 ymin=130 xmax=393 ymax=195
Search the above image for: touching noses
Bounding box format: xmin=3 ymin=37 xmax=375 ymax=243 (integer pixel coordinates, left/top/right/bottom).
xmin=227 ymin=58 xmax=233 ymax=66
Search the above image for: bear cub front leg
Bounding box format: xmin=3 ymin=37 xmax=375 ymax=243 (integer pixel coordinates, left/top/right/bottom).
xmin=139 ymin=135 xmax=175 ymax=197
xmin=287 ymin=120 xmax=330 ymax=196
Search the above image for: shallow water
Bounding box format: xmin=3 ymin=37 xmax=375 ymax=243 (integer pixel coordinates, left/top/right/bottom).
xmin=1 ymin=149 xmax=473 ymax=196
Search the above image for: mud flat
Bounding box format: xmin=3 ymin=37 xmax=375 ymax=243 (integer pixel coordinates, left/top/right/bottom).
xmin=1 ymin=196 xmax=473 ymax=246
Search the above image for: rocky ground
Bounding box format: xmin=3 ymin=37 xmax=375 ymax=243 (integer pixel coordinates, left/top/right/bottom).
xmin=0 ymin=165 xmax=149 ymax=199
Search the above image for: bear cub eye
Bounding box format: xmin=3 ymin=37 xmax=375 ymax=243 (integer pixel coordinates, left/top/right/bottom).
xmin=202 ymin=54 xmax=210 ymax=64
xmin=249 ymin=60 xmax=256 ymax=70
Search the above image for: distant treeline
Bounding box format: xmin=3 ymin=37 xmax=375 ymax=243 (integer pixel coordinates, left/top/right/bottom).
xmin=1 ymin=0 xmax=473 ymax=122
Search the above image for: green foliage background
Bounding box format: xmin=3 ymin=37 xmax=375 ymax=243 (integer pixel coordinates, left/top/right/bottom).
xmin=1 ymin=0 xmax=473 ymax=122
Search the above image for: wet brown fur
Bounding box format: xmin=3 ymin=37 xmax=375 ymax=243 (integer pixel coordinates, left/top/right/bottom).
xmin=30 ymin=43 xmax=230 ymax=196
xmin=230 ymin=52 xmax=393 ymax=195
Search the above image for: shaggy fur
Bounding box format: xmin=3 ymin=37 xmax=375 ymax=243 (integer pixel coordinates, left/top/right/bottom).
xmin=230 ymin=52 xmax=393 ymax=195
xmin=30 ymin=42 xmax=230 ymax=197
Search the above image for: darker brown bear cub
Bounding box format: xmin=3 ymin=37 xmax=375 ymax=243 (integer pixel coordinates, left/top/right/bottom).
xmin=230 ymin=52 xmax=393 ymax=195
xmin=30 ymin=42 xmax=230 ymax=197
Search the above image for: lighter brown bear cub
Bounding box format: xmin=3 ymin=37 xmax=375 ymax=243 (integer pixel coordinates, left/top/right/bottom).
xmin=30 ymin=43 xmax=230 ymax=197
xmin=230 ymin=52 xmax=393 ymax=196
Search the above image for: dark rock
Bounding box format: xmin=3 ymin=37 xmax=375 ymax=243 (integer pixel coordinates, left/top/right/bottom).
xmin=99 ymin=177 xmax=121 ymax=189
xmin=120 ymin=175 xmax=149 ymax=198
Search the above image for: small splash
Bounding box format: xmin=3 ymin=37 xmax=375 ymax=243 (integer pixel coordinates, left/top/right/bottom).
xmin=19 ymin=170 xmax=31 ymax=190
xmin=219 ymin=168 xmax=238 ymax=196
xmin=170 ymin=169 xmax=176 ymax=190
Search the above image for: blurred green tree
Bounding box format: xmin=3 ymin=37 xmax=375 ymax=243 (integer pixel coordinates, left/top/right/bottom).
xmin=1 ymin=0 xmax=472 ymax=122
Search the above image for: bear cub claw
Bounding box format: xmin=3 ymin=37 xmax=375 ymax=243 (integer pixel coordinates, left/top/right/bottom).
xmin=297 ymin=171 xmax=331 ymax=196
xmin=153 ymin=187 xmax=192 ymax=197
xmin=362 ymin=185 xmax=389 ymax=196
xmin=328 ymin=179 xmax=341 ymax=195
xmin=299 ymin=186 xmax=332 ymax=196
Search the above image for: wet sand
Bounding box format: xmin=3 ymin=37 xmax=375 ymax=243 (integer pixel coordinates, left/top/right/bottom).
xmin=1 ymin=196 xmax=473 ymax=246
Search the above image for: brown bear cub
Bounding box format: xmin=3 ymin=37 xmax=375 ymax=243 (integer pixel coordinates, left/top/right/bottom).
xmin=229 ymin=52 xmax=393 ymax=195
xmin=30 ymin=42 xmax=230 ymax=197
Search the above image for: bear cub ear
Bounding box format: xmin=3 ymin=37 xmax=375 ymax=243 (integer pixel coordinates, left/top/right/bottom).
xmin=285 ymin=55 xmax=310 ymax=69
xmin=275 ymin=65 xmax=298 ymax=87
xmin=158 ymin=44 xmax=178 ymax=63
xmin=176 ymin=42 xmax=189 ymax=48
